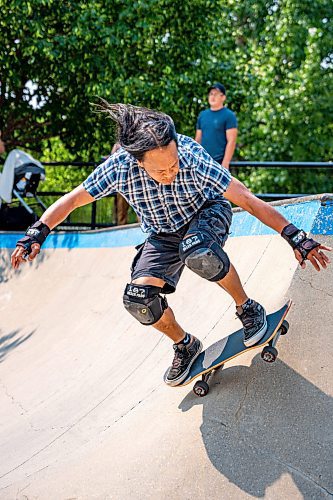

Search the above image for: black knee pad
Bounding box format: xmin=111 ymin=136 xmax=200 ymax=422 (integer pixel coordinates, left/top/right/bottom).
xmin=179 ymin=232 xmax=230 ymax=281
xmin=123 ymin=284 xmax=168 ymax=325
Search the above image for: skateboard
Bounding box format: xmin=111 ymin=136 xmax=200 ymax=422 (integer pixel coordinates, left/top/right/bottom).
xmin=171 ymin=300 xmax=292 ymax=397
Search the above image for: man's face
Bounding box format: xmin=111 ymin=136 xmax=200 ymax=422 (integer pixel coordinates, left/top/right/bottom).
xmin=138 ymin=140 xmax=179 ymax=185
xmin=208 ymin=88 xmax=226 ymax=108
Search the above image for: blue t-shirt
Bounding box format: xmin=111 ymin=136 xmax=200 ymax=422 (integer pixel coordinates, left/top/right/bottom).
xmin=196 ymin=107 xmax=238 ymax=163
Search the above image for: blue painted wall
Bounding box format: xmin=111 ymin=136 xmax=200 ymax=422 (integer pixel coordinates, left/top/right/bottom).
xmin=1 ymin=198 xmax=332 ymax=249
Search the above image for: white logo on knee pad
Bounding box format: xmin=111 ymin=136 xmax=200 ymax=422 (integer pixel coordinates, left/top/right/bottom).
xmin=181 ymin=234 xmax=204 ymax=253
xmin=126 ymin=285 xmax=147 ymax=298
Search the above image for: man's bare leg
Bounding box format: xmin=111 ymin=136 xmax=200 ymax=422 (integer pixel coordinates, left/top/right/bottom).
xmin=132 ymin=264 xmax=248 ymax=342
xmin=131 ymin=276 xmax=202 ymax=386
xmin=217 ymin=262 xmax=267 ymax=346
xmin=132 ymin=276 xmax=185 ymax=343
xmin=216 ymin=263 xmax=248 ymax=306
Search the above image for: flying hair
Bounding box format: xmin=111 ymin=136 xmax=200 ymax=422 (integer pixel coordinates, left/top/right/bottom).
xmin=92 ymin=99 xmax=178 ymax=160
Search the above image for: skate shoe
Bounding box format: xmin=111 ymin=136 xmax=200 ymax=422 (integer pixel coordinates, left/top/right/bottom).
xmin=236 ymin=299 xmax=267 ymax=347
xmin=165 ymin=334 xmax=203 ymax=386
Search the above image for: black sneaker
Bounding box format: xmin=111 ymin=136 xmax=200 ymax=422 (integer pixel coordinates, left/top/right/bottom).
xmin=236 ymin=299 xmax=267 ymax=347
xmin=164 ymin=334 xmax=203 ymax=386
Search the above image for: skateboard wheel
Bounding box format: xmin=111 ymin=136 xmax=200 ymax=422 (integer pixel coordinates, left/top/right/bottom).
xmin=280 ymin=320 xmax=289 ymax=335
xmin=193 ymin=380 xmax=209 ymax=397
xmin=261 ymin=346 xmax=278 ymax=363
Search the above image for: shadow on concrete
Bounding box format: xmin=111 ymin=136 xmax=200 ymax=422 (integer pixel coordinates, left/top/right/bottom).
xmin=0 ymin=248 xmax=49 ymax=284
xmin=179 ymin=354 xmax=332 ymax=498
xmin=0 ymin=329 xmax=35 ymax=363
xmin=0 ymin=249 xmax=13 ymax=284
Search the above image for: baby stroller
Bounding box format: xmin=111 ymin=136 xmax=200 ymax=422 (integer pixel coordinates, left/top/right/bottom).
xmin=0 ymin=149 xmax=47 ymax=230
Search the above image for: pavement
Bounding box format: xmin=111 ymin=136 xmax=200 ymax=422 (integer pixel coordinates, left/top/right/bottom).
xmin=0 ymin=195 xmax=332 ymax=499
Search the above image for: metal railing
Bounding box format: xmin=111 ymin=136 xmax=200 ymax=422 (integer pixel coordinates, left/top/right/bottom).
xmin=36 ymin=190 xmax=117 ymax=230
xmin=1 ymin=160 xmax=332 ymax=230
xmin=230 ymin=161 xmax=332 ymax=200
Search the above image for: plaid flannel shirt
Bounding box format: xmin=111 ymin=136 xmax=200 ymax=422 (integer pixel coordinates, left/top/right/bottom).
xmin=83 ymin=134 xmax=232 ymax=233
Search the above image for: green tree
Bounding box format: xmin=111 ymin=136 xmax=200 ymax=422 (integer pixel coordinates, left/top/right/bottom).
xmin=1 ymin=0 xmax=332 ymax=197
xmin=236 ymin=0 xmax=333 ymax=163
xmin=0 ymin=0 xmax=217 ymax=160
xmin=206 ymin=0 xmax=333 ymax=193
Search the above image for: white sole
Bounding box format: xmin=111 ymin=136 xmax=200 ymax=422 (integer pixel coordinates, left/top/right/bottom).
xmin=243 ymin=318 xmax=268 ymax=347
xmin=164 ymin=341 xmax=203 ymax=387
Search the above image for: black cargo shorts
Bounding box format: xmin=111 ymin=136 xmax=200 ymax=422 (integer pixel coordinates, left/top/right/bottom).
xmin=131 ymin=199 xmax=233 ymax=293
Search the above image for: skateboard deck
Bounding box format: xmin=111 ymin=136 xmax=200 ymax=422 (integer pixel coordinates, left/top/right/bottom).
xmin=174 ymin=300 xmax=292 ymax=396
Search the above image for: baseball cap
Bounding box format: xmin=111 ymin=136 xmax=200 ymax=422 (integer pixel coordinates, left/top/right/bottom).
xmin=208 ymin=83 xmax=226 ymax=95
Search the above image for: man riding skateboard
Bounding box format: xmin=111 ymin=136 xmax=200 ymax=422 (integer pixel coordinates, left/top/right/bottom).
xmin=11 ymin=102 xmax=331 ymax=387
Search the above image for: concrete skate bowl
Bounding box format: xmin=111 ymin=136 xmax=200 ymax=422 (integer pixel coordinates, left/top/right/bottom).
xmin=0 ymin=194 xmax=332 ymax=499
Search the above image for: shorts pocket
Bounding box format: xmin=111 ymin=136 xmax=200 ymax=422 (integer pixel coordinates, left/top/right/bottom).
xmin=130 ymin=242 xmax=145 ymax=272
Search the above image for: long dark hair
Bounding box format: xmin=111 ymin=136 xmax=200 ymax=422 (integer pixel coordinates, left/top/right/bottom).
xmin=94 ymin=100 xmax=178 ymax=160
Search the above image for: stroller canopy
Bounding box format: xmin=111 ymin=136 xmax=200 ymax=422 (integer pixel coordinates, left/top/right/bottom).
xmin=0 ymin=149 xmax=45 ymax=204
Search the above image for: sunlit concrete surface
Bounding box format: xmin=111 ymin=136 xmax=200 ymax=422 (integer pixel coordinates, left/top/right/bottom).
xmin=0 ymin=195 xmax=332 ymax=499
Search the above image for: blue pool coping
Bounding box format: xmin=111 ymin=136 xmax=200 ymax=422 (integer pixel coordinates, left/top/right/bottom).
xmin=1 ymin=195 xmax=332 ymax=249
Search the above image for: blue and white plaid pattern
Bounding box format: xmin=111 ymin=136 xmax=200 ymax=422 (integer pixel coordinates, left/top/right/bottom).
xmin=83 ymin=134 xmax=232 ymax=233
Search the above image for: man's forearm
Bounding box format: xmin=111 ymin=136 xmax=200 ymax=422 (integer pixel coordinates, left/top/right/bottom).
xmin=243 ymin=195 xmax=289 ymax=233
xmin=40 ymin=185 xmax=95 ymax=230
xmin=40 ymin=194 xmax=77 ymax=230
xmin=194 ymin=130 xmax=202 ymax=144
xmin=222 ymin=139 xmax=237 ymax=169
xmin=224 ymin=178 xmax=289 ymax=233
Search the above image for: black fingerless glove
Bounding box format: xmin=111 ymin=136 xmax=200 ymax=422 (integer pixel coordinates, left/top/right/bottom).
xmin=281 ymin=223 xmax=320 ymax=261
xmin=16 ymin=221 xmax=51 ymax=254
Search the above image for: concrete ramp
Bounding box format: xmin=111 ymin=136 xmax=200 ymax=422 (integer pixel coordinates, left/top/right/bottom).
xmin=0 ymin=195 xmax=332 ymax=499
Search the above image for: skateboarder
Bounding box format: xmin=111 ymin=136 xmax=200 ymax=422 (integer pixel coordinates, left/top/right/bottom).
xmin=11 ymin=103 xmax=331 ymax=386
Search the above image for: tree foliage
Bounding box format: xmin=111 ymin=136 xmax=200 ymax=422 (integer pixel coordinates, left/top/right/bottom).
xmin=0 ymin=0 xmax=332 ymax=195
xmin=227 ymin=0 xmax=333 ymax=163
xmin=0 ymin=0 xmax=216 ymax=158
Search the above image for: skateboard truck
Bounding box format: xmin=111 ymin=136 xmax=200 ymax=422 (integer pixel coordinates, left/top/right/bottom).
xmin=261 ymin=319 xmax=289 ymax=363
xmin=193 ymin=365 xmax=224 ymax=397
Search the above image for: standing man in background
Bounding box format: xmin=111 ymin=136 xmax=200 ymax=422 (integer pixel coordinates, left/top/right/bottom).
xmin=195 ymin=83 xmax=238 ymax=170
